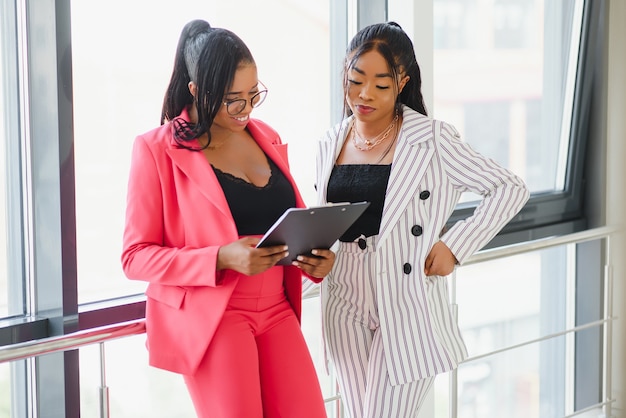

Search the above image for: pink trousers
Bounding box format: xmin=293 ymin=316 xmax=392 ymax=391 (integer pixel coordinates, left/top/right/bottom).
xmin=184 ymin=266 xmax=327 ymax=418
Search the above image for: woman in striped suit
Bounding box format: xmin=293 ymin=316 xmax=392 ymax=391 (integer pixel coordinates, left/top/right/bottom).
xmin=315 ymin=22 xmax=529 ymax=418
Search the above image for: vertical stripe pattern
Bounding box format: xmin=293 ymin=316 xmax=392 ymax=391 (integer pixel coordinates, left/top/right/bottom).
xmin=316 ymin=106 xmax=530 ymax=389
xmin=323 ymin=236 xmax=435 ymax=418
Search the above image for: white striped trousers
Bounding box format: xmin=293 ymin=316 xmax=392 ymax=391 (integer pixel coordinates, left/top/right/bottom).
xmin=322 ymin=235 xmax=434 ymax=418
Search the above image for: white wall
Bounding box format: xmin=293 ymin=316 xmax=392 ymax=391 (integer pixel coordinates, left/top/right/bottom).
xmin=607 ymin=1 xmax=626 ymax=416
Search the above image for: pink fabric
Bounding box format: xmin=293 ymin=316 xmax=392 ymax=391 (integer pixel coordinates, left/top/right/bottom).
xmin=121 ymin=110 xmax=321 ymax=375
xmin=183 ymin=267 xmax=326 ymax=418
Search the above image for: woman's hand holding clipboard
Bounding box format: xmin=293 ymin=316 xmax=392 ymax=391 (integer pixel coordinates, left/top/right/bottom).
xmin=256 ymin=202 xmax=370 ymax=266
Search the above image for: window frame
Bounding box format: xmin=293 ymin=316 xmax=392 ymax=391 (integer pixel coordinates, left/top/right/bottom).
xmin=444 ymin=0 xmax=598 ymax=249
xmin=0 ymin=0 xmax=607 ymax=416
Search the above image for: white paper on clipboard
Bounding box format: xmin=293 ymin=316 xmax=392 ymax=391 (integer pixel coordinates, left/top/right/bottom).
xmin=256 ymin=201 xmax=370 ymax=266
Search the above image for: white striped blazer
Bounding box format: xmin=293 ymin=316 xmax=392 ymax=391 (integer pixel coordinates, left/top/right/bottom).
xmin=315 ymin=105 xmax=530 ymax=385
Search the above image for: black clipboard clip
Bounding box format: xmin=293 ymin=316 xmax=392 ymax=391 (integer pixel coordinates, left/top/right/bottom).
xmin=256 ymin=201 xmax=370 ymax=265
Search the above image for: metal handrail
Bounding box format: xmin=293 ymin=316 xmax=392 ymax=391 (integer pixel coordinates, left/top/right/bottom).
xmin=0 ymin=225 xmax=621 ymax=418
xmin=0 ymin=226 xmax=620 ymax=364
xmin=303 ymin=225 xmax=622 ymax=300
xmin=464 ymin=225 xmax=621 ymax=265
xmin=0 ymin=319 xmax=146 ymax=363
xmin=448 ymin=224 xmax=620 ymax=418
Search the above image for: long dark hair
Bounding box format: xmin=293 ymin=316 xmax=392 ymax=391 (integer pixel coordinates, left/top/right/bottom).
xmin=161 ymin=19 xmax=212 ymax=125
xmin=343 ymin=21 xmax=428 ymax=117
xmin=169 ymin=28 xmax=256 ymax=148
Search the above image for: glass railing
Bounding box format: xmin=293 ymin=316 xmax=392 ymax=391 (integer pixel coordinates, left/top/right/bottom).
xmin=0 ymin=226 xmax=619 ymax=418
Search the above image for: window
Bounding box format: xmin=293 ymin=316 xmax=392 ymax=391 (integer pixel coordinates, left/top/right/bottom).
xmin=434 ymin=0 xmax=580 ymax=192
xmin=2 ymin=1 xmax=334 ymax=415
xmin=70 ymin=0 xmax=331 ymax=304
xmin=425 ymin=1 xmax=605 ymax=415
xmin=433 ymin=0 xmax=588 ymax=240
xmin=0 ymin=9 xmax=9 ymax=318
xmin=0 ymin=363 xmax=10 ymax=415
xmin=0 ymin=0 xmax=610 ymax=416
xmin=432 ymin=240 xmax=604 ymax=417
xmin=1 ymin=0 xmax=26 ymax=321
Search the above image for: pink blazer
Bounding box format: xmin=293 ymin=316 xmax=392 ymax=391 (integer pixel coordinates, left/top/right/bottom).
xmin=122 ymin=109 xmax=318 ymax=375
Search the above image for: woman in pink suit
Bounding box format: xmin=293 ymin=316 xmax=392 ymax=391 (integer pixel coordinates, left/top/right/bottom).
xmin=122 ymin=21 xmax=333 ymax=418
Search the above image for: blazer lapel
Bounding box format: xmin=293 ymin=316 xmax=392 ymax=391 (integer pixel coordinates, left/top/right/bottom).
xmin=255 ymin=136 xmax=307 ymax=208
xmin=167 ymin=146 xmax=233 ymax=219
xmin=377 ymin=110 xmax=435 ymax=247
xmin=163 ymin=108 xmax=235 ymax=219
xmin=317 ymin=119 xmax=351 ymax=205
xmin=247 ymin=119 xmax=307 ymax=207
xmin=165 ymin=117 xmax=308 ymax=220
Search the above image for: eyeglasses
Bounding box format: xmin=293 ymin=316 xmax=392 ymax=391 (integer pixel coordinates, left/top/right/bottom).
xmin=223 ymin=82 xmax=268 ymax=116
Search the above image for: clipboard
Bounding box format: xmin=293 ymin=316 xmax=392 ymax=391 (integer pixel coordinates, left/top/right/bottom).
xmin=256 ymin=201 xmax=370 ymax=266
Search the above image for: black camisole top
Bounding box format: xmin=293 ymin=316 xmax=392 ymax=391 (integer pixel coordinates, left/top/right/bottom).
xmin=212 ymin=156 xmax=296 ymax=235
xmin=326 ymin=164 xmax=392 ymax=242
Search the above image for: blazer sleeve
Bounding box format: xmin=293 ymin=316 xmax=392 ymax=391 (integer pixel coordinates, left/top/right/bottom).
xmin=121 ymin=135 xmax=222 ymax=287
xmin=437 ymin=121 xmax=530 ymax=264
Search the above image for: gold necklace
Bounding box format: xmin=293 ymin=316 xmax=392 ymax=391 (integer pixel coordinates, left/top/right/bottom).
xmin=351 ymin=114 xmax=399 ymax=151
xmin=374 ymin=123 xmax=399 ymax=164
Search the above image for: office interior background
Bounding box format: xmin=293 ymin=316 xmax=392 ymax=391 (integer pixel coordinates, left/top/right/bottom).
xmin=0 ymin=0 xmax=624 ymax=417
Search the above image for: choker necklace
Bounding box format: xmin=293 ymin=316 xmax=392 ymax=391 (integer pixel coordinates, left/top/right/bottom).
xmin=351 ymin=114 xmax=399 ymax=151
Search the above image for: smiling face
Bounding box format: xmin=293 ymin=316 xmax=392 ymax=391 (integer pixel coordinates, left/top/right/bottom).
xmin=345 ymin=50 xmax=409 ymax=129
xmin=211 ymin=63 xmax=261 ymax=134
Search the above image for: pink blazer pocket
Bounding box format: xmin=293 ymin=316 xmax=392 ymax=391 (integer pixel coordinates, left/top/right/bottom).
xmin=273 ymin=143 xmax=289 ymax=167
xmin=145 ymin=284 xmax=187 ymax=309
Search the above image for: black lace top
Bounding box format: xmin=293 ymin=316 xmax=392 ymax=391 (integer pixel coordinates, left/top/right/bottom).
xmin=326 ymin=164 xmax=392 ymax=241
xmin=212 ymin=157 xmax=296 ymax=235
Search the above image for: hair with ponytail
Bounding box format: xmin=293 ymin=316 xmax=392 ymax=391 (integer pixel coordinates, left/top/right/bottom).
xmin=160 ymin=19 xmax=212 ymax=125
